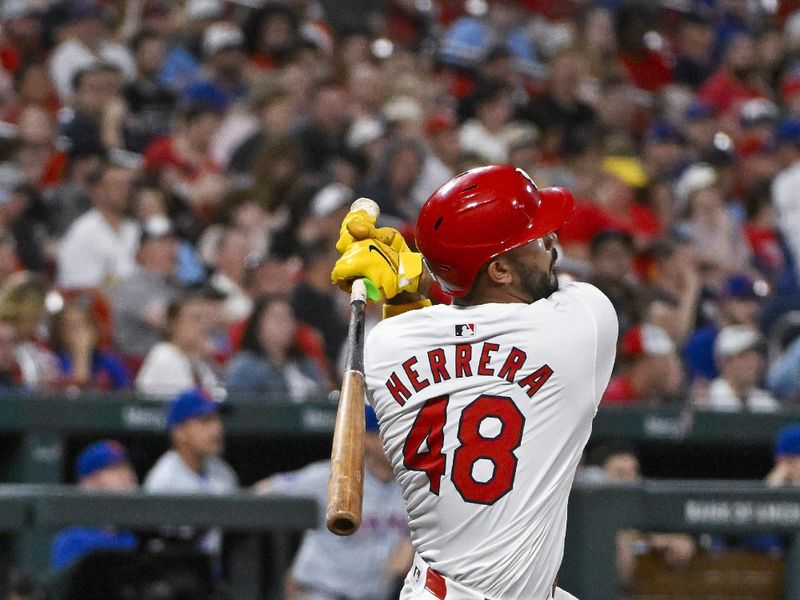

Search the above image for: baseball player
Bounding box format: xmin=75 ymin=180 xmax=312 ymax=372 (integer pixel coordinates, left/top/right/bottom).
xmin=255 ymin=406 xmax=412 ymax=600
xmin=331 ymin=165 xmax=619 ymax=600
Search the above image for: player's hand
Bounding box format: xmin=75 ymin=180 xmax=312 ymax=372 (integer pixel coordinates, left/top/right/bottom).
xmin=335 ymin=200 xmax=411 ymax=255
xmin=331 ymin=238 xmax=423 ymax=301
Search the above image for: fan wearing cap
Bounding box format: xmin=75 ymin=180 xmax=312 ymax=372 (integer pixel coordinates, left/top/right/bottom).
xmin=698 ymin=325 xmax=779 ymax=412
xmin=51 ymin=440 xmax=138 ymax=571
xmin=144 ymin=389 xmax=238 ymax=559
xmin=674 ymin=163 xmax=751 ymax=286
xmin=603 ymin=324 xmax=683 ymax=405
xmin=181 ymin=22 xmax=248 ymax=108
xmin=255 ymin=406 xmax=411 ymax=600
xmin=331 ymin=165 xmax=618 ymax=600
xmin=683 ymin=273 xmax=763 ymax=381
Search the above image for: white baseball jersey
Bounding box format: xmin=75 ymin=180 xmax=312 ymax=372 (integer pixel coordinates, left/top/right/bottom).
xmin=364 ymin=282 xmax=618 ymax=600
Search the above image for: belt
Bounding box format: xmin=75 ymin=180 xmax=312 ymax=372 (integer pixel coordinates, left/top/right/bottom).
xmin=410 ymin=553 xmax=559 ymax=600
xmin=410 ymin=552 xmax=485 ymax=600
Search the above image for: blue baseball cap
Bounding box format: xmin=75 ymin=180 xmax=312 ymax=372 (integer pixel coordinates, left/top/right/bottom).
xmin=365 ymin=405 xmax=379 ymax=433
xmin=719 ymin=273 xmax=758 ymax=300
xmin=685 ymin=100 xmax=715 ymax=122
xmin=776 ymin=119 xmax=800 ymax=146
xmin=167 ymin=388 xmax=221 ymax=430
xmin=776 ymin=425 xmax=800 ymax=457
xmin=76 ymin=440 xmax=129 ymax=480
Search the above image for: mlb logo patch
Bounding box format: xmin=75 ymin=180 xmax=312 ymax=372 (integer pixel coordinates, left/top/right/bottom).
xmin=455 ymin=323 xmax=476 ymax=337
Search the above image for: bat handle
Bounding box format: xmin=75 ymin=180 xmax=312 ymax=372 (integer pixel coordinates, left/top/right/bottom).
xmin=351 ymin=278 xmax=367 ymax=304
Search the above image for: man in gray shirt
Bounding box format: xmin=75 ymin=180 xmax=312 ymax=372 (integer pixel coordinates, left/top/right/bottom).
xmin=255 ymin=406 xmax=412 ymax=600
xmin=112 ymin=215 xmax=181 ymax=359
xmin=144 ymin=388 xmax=238 ymax=559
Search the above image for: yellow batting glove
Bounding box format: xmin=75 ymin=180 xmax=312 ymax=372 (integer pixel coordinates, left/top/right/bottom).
xmin=331 ymin=239 xmax=423 ymax=301
xmin=335 ymin=208 xmax=377 ymax=255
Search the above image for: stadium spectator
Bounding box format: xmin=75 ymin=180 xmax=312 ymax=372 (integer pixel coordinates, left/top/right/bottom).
xmin=143 ymin=99 xmax=225 ymax=221
xmin=51 ymin=440 xmax=138 ymax=571
xmin=50 ymin=301 xmax=130 ymax=391
xmin=411 ymin=113 xmax=460 ymax=208
xmin=208 ymin=227 xmax=252 ymax=322
xmin=225 ymin=295 xmax=326 ymax=400
xmin=643 ymin=240 xmax=703 ymax=346
xmin=124 ymin=29 xmax=176 ymax=153
xmin=698 ymin=32 xmax=767 ymax=115
xmin=0 ymin=272 xmax=57 ymax=388
xmin=458 ymin=79 xmax=516 ymax=164
xmin=0 ymin=231 xmax=17 ymax=283
xmin=773 ymin=118 xmax=800 ymax=283
xmin=48 ymin=0 xmax=135 ymax=101
xmin=674 ymin=163 xmax=751 ymax=286
xmin=59 ymin=63 xmax=126 ymax=159
xmin=56 ymin=160 xmax=139 ymax=289
xmin=135 ymin=294 xmax=219 ymax=397
xmin=587 ymin=229 xmax=643 ymax=332
xmin=694 ymin=324 xmax=779 ymax=411
xmin=684 ymin=273 xmax=763 ymax=381
xmin=673 ymin=11 xmax=715 ymax=88
xmin=603 ymin=324 xmax=683 ymax=405
xmin=112 ymin=215 xmax=182 ymax=361
xmin=615 ymin=3 xmax=673 ymax=93
xmin=254 ymin=406 xmax=412 ymax=600
xmin=440 ymin=0 xmax=541 ymax=76
xmin=768 ymin=334 xmax=800 ymax=401
xmin=291 ymin=80 xmax=350 ymax=173
xmin=144 ymin=389 xmax=237 ymax=560
xmin=0 ymin=317 xmax=25 ymax=389
xmin=181 ymin=22 xmax=248 ymax=112
xmin=291 ymin=239 xmax=348 ymax=367
xmin=227 ymin=80 xmax=295 ymax=175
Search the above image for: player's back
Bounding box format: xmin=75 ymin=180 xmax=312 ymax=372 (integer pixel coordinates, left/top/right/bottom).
xmin=364 ymin=282 xmax=617 ymax=600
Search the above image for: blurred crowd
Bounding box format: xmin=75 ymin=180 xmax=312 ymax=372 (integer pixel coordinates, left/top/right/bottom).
xmin=0 ymin=0 xmax=797 ymax=410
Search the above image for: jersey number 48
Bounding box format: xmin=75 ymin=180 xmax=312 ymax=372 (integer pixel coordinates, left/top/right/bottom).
xmin=402 ymin=394 xmax=524 ymax=505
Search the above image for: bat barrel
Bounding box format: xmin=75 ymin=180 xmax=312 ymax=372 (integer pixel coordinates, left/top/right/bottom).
xmin=326 ymin=279 xmax=368 ymax=535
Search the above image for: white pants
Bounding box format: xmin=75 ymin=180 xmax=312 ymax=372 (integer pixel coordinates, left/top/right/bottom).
xmin=399 ymin=553 xmax=580 ymax=600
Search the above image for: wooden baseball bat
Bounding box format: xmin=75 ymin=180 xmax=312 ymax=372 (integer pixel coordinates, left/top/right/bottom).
xmin=326 ymin=278 xmax=368 ymax=535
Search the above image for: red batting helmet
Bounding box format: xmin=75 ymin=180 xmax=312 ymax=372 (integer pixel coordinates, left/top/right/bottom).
xmin=415 ymin=165 xmax=574 ymax=297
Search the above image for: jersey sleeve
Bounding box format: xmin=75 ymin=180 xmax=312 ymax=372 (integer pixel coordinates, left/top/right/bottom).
xmin=266 ymin=461 xmax=330 ymax=506
xmin=561 ymin=282 xmax=619 ymax=403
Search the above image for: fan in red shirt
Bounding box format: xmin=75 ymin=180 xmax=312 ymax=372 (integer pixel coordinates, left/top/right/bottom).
xmin=616 ymin=3 xmax=673 ymax=93
xmin=603 ymin=323 xmax=684 ymax=405
xmin=698 ymin=33 xmax=767 ymax=115
xmin=143 ymin=101 xmax=225 ymax=219
xmin=559 ymin=156 xmax=662 ymax=258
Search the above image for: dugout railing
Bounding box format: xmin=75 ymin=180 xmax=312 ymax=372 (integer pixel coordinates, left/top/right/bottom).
xmin=0 ymin=394 xmax=799 ymax=484
xmin=562 ymin=480 xmax=800 ymax=600
xmin=0 ymin=486 xmax=317 ymax=599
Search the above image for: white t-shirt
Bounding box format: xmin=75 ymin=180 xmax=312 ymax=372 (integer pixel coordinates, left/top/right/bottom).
xmin=135 ymin=342 xmax=218 ymax=398
xmin=364 ymin=282 xmax=618 ymax=600
xmin=57 ymin=209 xmax=140 ymax=289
